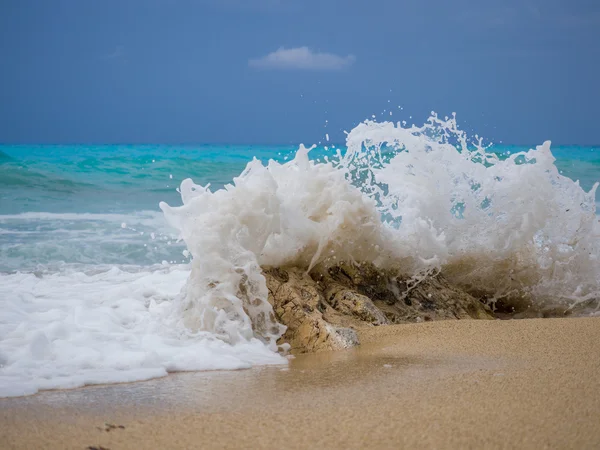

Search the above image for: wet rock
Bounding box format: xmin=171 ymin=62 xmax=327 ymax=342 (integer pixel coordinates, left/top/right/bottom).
xmin=321 ymin=283 xmax=389 ymax=325
xmin=263 ymin=262 xmax=494 ymax=354
xmin=316 ymin=262 xmax=494 ymax=323
xmin=264 ymin=267 xmax=359 ymax=353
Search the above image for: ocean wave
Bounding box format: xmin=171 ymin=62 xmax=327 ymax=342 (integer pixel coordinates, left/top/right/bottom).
xmin=161 ymin=113 xmax=600 ymax=352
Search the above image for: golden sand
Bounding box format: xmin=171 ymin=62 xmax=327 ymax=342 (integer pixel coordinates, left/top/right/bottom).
xmin=1 ymin=317 xmax=599 ymax=449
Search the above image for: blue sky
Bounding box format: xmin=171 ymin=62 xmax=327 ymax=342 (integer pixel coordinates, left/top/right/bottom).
xmin=0 ymin=0 xmax=598 ymax=145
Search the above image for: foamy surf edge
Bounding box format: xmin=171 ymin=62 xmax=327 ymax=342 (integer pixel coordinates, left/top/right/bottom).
xmin=0 ymin=265 xmax=285 ymax=398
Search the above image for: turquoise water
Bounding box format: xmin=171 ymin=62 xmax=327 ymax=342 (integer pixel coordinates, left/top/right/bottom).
xmin=0 ymin=145 xmax=300 ymax=271
xmin=0 ymin=143 xmax=598 ymax=272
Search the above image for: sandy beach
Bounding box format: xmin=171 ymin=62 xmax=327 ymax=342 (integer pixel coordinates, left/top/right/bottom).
xmin=1 ymin=317 xmax=599 ymax=449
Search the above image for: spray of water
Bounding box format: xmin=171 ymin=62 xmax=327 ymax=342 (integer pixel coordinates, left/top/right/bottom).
xmin=161 ymin=113 xmax=600 ymax=346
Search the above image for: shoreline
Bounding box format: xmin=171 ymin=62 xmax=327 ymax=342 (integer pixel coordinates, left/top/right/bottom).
xmin=2 ymin=317 xmax=600 ymax=449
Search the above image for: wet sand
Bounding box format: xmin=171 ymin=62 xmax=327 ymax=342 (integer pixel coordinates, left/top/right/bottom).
xmin=1 ymin=317 xmax=599 ymax=449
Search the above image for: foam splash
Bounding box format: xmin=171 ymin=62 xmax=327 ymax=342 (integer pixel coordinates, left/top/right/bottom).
xmin=161 ymin=113 xmax=599 ymax=349
xmin=343 ymin=114 xmax=600 ymax=308
xmin=160 ymin=144 xmax=396 ymax=348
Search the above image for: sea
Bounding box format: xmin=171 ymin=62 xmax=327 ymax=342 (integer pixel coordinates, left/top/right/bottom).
xmin=1 ymin=116 xmax=599 ymax=397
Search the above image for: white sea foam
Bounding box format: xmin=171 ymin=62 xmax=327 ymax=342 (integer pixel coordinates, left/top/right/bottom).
xmin=0 ymin=265 xmax=284 ymax=398
xmin=2 ymin=114 xmax=599 ymax=398
xmin=342 ymin=115 xmax=600 ymax=306
xmin=160 ymin=144 xmax=398 ymax=349
xmin=161 ymin=113 xmax=600 ymax=353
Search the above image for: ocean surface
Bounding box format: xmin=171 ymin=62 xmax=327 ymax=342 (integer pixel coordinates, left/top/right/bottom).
xmin=1 ymin=142 xmax=598 ymax=272
xmin=1 ymin=117 xmax=599 ymax=397
xmin=0 ymin=144 xmax=298 ymax=271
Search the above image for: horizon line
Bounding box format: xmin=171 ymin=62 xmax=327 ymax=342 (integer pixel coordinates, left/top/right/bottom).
xmin=1 ymin=142 xmax=600 ymax=148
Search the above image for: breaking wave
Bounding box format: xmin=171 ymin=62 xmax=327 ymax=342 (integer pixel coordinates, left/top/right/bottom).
xmin=161 ymin=114 xmax=600 ymax=349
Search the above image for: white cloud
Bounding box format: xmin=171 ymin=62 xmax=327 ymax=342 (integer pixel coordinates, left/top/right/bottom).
xmin=249 ymin=47 xmax=355 ymax=71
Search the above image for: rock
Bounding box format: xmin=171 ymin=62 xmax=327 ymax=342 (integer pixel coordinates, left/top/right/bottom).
xmin=264 ymin=267 xmax=359 ymax=353
xmin=321 ymin=284 xmax=389 ymax=325
xmin=315 ymin=262 xmax=494 ymax=323
xmin=263 ymin=262 xmax=494 ymax=354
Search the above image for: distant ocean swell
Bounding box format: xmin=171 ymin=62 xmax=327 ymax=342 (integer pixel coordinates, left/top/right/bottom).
xmin=1 ymin=114 xmax=599 ymax=397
